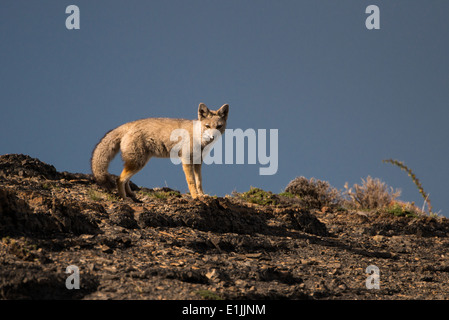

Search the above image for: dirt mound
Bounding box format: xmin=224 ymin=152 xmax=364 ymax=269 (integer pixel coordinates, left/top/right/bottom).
xmin=0 ymin=154 xmax=60 ymax=180
xmin=0 ymin=264 xmax=98 ymax=299
xmin=0 ymin=188 xmax=99 ymax=237
xmin=134 ymin=198 xmax=328 ymax=237
xmin=364 ymin=214 xmax=449 ymax=237
xmin=1 ymin=154 xmax=449 ymax=300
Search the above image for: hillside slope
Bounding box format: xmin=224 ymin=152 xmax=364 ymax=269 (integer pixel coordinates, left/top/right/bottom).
xmin=1 ymin=154 xmax=449 ymax=299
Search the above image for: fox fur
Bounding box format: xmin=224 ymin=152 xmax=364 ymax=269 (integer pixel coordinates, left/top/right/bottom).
xmin=91 ymin=103 xmax=229 ymax=199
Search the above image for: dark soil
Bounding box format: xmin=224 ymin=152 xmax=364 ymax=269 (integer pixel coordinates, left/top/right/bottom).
xmin=1 ymin=154 xmax=449 ymax=300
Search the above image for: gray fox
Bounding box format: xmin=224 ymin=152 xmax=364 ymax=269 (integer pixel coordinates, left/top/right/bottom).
xmin=91 ymin=103 xmax=229 ymax=199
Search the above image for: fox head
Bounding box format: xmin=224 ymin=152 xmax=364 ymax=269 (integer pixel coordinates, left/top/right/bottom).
xmin=198 ymin=103 xmax=229 ymax=142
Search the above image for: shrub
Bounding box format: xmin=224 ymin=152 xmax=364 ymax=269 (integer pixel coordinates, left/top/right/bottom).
xmin=284 ymin=176 xmax=342 ymax=209
xmin=235 ymin=187 xmax=280 ymax=206
xmin=344 ymin=176 xmax=400 ymax=210
xmin=385 ymin=201 xmax=423 ymax=218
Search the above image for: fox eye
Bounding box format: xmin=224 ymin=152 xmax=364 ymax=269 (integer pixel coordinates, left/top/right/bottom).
xmin=205 ymin=124 xmax=210 ymax=128
xmin=216 ymin=124 xmax=223 ymax=129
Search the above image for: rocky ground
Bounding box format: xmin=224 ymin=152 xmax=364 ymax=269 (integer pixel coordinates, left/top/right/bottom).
xmin=1 ymin=154 xmax=449 ymax=300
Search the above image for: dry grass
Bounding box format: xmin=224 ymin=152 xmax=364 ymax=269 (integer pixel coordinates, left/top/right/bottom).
xmin=383 ymin=159 xmax=433 ymax=215
xmin=344 ymin=176 xmax=400 ymax=210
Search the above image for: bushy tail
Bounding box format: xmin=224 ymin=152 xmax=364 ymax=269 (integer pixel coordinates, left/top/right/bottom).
xmin=91 ymin=127 xmax=123 ymax=190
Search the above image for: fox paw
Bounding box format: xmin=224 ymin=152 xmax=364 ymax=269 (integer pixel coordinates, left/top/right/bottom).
xmin=191 ymin=193 xmax=209 ymax=199
xmin=199 ymin=194 xmax=210 ymax=198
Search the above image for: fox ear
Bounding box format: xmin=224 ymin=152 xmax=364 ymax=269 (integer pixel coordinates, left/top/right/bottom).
xmin=217 ymin=104 xmax=229 ymax=119
xmin=198 ymin=103 xmax=210 ymax=120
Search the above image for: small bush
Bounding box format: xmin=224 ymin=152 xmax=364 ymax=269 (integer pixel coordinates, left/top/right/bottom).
xmin=386 ymin=201 xmax=423 ymax=218
xmin=278 ymin=191 xmax=295 ymax=198
xmin=235 ymin=187 xmax=280 ymax=206
xmin=344 ymin=176 xmax=400 ymax=210
xmin=284 ymin=176 xmax=342 ymax=209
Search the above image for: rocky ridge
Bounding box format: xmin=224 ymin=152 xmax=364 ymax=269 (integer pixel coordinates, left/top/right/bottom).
xmin=1 ymin=154 xmax=449 ymax=299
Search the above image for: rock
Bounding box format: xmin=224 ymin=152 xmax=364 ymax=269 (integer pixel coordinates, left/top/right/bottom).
xmin=373 ymin=235 xmax=385 ymax=242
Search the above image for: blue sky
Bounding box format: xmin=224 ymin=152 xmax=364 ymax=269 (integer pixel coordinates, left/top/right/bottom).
xmin=1 ymin=1 xmax=448 ymax=216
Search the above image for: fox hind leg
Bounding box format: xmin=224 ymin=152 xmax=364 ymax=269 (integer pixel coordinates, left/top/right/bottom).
xmin=118 ymin=165 xmax=134 ymax=199
xmin=118 ymin=162 xmax=144 ymax=199
xmin=125 ymin=181 xmax=136 ymax=198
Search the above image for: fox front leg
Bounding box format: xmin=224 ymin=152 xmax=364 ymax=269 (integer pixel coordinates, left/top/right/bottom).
xmin=193 ymin=164 xmax=205 ymax=196
xmin=182 ymin=163 xmax=199 ymax=199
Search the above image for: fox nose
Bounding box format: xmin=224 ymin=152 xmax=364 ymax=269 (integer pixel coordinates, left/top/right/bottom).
xmin=203 ymin=131 xmax=214 ymax=141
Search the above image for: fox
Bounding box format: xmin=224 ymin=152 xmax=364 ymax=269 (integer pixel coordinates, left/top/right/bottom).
xmin=91 ymin=103 xmax=229 ymax=200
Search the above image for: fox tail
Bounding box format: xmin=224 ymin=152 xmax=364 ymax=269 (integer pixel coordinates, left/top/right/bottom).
xmin=91 ymin=127 xmax=122 ymax=190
